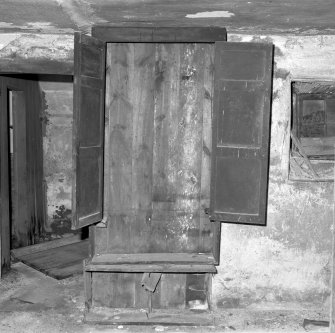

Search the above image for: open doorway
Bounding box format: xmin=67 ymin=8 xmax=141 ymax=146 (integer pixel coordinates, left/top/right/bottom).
xmin=0 ymin=74 xmax=88 ymax=278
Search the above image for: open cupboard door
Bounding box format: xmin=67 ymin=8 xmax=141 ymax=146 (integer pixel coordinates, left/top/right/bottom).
xmin=72 ymin=33 xmax=106 ymax=229
xmin=210 ymin=42 xmax=273 ymax=226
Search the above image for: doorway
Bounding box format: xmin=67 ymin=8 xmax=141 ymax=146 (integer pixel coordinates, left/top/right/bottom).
xmin=0 ymin=74 xmax=81 ymax=277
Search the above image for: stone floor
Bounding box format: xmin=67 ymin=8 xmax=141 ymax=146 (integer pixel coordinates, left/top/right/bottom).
xmin=0 ymin=263 xmax=329 ymax=333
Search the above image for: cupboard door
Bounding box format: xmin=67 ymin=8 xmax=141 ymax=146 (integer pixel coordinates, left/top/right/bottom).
xmin=72 ymin=33 xmax=106 ymax=229
xmin=210 ymin=42 xmax=273 ymax=225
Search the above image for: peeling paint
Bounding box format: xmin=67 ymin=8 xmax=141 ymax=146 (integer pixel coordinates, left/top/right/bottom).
xmin=186 ymin=11 xmax=235 ymax=18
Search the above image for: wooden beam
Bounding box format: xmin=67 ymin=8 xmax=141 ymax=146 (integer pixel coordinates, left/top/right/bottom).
xmin=92 ymin=26 xmax=226 ymax=42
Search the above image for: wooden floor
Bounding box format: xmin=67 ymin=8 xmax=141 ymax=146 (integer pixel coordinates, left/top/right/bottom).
xmin=13 ymin=239 xmax=89 ymax=280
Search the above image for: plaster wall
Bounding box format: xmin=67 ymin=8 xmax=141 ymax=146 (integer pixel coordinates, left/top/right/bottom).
xmin=2 ymin=31 xmax=333 ymax=309
xmin=212 ymin=34 xmax=335 ymax=310
xmin=39 ymin=80 xmax=73 ymax=235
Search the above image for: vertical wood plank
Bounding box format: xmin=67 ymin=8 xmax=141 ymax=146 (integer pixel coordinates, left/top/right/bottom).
xmin=173 ymin=43 xmax=204 ymax=252
xmin=0 ymin=78 xmax=10 ymax=274
xmin=32 ymin=81 xmax=45 ymax=242
xmin=106 ymin=43 xmax=156 ymax=253
xmin=152 ymin=43 xmax=180 ymax=209
xmin=331 ymin=171 xmax=335 ymax=332
xmin=108 ymin=43 xmax=133 ymax=214
xmin=152 ymin=44 xmax=213 ymax=253
xmin=11 ymin=90 xmax=28 ymax=247
xmin=200 ymin=45 xmax=215 ymax=254
xmin=131 ymin=43 xmax=155 ymax=213
xmin=26 ymin=80 xmax=45 ymax=246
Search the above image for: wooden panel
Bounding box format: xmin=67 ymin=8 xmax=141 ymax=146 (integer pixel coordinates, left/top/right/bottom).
xmin=93 ymin=26 xmax=226 ymax=43
xmin=11 ymin=91 xmax=28 ymax=247
xmin=102 ymin=43 xmax=156 ymax=254
xmin=210 ymin=42 xmax=273 ymax=225
xmin=92 ymin=272 xmax=137 ymax=308
xmin=156 ymin=274 xmax=187 ymax=309
xmin=72 ymin=33 xmax=106 ymax=229
xmin=101 ymin=43 xmax=216 ymax=254
xmin=107 ymin=43 xmax=155 ymax=215
xmin=25 ymin=80 xmax=45 ymax=247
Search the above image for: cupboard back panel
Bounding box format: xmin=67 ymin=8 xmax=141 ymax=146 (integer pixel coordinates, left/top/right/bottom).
xmin=96 ymin=43 xmax=214 ymax=254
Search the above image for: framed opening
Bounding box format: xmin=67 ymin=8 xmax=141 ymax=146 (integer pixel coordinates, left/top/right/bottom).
xmin=289 ymin=81 xmax=335 ymax=181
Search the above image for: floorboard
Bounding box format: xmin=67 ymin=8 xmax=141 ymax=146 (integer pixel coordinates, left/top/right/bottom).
xmin=13 ymin=239 xmax=88 ymax=280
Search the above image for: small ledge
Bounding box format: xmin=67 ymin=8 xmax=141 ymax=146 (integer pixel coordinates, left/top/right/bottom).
xmin=84 ymin=252 xmax=216 ymax=273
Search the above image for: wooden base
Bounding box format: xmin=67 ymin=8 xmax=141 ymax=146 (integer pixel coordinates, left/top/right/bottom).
xmin=85 ymin=307 xmax=214 ymax=326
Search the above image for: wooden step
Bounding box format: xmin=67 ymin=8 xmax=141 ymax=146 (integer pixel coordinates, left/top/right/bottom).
xmin=84 ymin=252 xmax=216 ymax=273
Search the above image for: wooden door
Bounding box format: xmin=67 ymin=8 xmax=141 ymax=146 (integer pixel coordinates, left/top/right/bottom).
xmin=210 ymin=42 xmax=273 ymax=225
xmin=0 ymin=76 xmax=44 ymax=276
